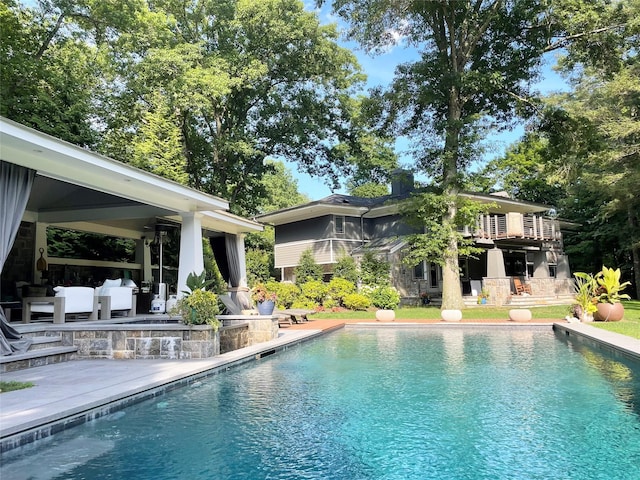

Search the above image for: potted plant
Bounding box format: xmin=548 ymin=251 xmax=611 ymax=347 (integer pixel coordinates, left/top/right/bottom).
xmin=370 ymin=285 xmax=400 ymax=321
xmin=571 ymin=272 xmax=598 ymax=322
xmin=251 ymin=283 xmax=277 ymax=315
xmin=171 ymin=272 xmax=220 ymax=329
xmin=477 ymin=288 xmax=490 ymax=305
xmin=420 ymin=292 xmax=431 ymax=306
xmin=593 ymin=266 xmax=631 ymax=321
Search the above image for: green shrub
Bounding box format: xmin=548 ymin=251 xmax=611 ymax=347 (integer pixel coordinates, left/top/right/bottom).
xmin=343 ymin=293 xmax=371 ymax=310
xmin=360 ymin=251 xmax=390 ymax=286
xmin=369 ymin=285 xmax=400 ymax=310
xmin=333 ymin=254 xmax=359 ymax=284
xmin=323 ymin=297 xmax=340 ymax=309
xmin=291 ymin=299 xmax=318 ymax=310
xmin=327 ymin=277 xmax=356 ymax=306
xmin=172 ymin=289 xmax=220 ymax=329
xmin=268 ymin=281 xmax=300 ymax=309
xmin=300 ymin=280 xmax=328 ymax=306
xmin=295 ymin=248 xmax=323 ymax=282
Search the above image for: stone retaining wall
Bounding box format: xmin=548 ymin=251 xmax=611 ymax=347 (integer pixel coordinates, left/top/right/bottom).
xmin=69 ymin=325 xmax=220 ymax=359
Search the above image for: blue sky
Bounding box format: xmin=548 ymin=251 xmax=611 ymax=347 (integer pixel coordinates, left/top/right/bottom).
xmin=288 ymin=2 xmax=570 ymax=200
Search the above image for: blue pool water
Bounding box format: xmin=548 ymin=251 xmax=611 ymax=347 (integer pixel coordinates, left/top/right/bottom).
xmin=2 ymin=328 xmax=640 ymax=479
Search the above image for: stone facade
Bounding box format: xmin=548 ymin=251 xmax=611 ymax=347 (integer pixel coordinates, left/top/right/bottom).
xmin=68 ymin=325 xmax=220 ymax=359
xmin=216 ymin=315 xmax=279 ymax=344
xmin=219 ymin=324 xmax=250 ymax=354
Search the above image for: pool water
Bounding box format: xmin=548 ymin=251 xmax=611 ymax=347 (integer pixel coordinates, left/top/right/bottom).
xmin=2 ymin=328 xmax=639 ymax=479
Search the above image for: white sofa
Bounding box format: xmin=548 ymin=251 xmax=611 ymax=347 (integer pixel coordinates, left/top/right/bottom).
xmin=23 ymin=286 xmax=98 ymax=324
xmin=96 ymin=285 xmax=136 ymax=319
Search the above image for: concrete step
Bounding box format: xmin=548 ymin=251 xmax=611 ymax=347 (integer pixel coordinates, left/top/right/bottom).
xmin=0 ymin=346 xmax=77 ymax=373
xmin=27 ymin=335 xmax=65 ymax=351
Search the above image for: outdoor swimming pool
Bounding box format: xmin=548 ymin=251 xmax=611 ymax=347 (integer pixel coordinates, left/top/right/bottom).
xmin=2 ymin=327 xmax=639 ymax=479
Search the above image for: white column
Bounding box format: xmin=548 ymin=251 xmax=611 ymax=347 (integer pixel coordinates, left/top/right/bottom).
xmin=177 ymin=212 xmax=204 ymax=297
xmin=135 ymin=238 xmax=152 ymax=283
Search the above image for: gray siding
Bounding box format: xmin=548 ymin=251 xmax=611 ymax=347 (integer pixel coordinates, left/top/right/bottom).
xmin=275 ymin=215 xmax=364 ymax=244
xmin=370 ymin=214 xmax=418 ymax=237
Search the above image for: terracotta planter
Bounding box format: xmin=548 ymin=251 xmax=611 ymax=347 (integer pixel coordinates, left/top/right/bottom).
xmin=375 ymin=309 xmax=395 ymax=321
xmin=508 ymin=309 xmax=532 ymax=322
xmin=441 ymin=309 xmax=462 ymax=322
xmin=594 ymin=302 xmax=625 ymax=322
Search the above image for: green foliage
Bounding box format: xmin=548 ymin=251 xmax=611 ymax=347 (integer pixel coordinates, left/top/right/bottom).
xmin=172 ymin=289 xmax=220 ymax=329
xmin=342 ymin=293 xmax=371 ymax=310
xmin=573 ymin=272 xmax=598 ymax=315
xmin=332 ymin=254 xmax=359 ymax=285
xmin=183 ymin=271 xmax=215 ymax=295
xmin=246 ymin=248 xmax=272 ymax=286
xmin=0 ymin=380 xmax=34 ymax=393
xmin=295 ymin=248 xmax=323 ymax=283
xmin=595 ymin=266 xmax=631 ymax=304
xmin=299 ymin=280 xmax=328 ymax=306
xmin=268 ymin=282 xmax=300 ymax=309
xmin=369 ymin=285 xmax=400 ymax=310
xmin=203 ymin=239 xmax=227 ymax=294
xmin=359 ymin=251 xmax=390 ymax=286
xmin=326 ymin=277 xmax=357 ymax=307
xmin=400 ymin=193 xmax=487 ymax=268
xmin=348 ymin=182 xmax=390 ymax=198
xmin=46 ymin=227 xmax=135 ymax=262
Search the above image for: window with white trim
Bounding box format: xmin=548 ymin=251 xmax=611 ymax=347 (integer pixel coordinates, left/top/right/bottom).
xmin=334 ymin=215 xmax=345 ymax=235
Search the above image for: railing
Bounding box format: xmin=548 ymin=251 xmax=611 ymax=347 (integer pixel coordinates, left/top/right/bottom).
xmin=469 ymin=214 xmax=560 ymax=241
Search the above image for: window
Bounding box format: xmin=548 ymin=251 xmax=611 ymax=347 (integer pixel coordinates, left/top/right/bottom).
xmin=413 ymin=263 xmax=425 ymax=279
xmin=334 ymin=215 xmax=345 ymax=235
xmin=549 ymin=265 xmax=557 ymax=278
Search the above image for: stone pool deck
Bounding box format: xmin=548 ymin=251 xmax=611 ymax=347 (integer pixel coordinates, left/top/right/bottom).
xmin=1 ymin=319 xmax=638 ymax=453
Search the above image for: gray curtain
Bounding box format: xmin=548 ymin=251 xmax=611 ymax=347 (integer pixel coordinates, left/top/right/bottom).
xmin=225 ymin=233 xmax=251 ymax=309
xmin=1 ymin=161 xmax=35 ymax=355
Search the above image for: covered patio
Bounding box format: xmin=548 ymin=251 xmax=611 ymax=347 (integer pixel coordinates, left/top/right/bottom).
xmin=0 ymin=117 xmax=262 ymax=354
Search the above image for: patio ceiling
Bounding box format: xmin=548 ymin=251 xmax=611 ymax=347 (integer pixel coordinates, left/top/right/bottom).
xmin=0 ymin=117 xmax=262 ymax=238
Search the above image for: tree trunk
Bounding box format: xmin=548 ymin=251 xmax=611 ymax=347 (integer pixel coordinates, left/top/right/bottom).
xmin=440 ymin=82 xmax=464 ymax=310
xmin=629 ymin=204 xmax=640 ymax=299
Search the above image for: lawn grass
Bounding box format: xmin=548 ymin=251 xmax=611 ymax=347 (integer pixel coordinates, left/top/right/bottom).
xmin=313 ymin=301 xmax=640 ymax=340
xmin=591 ymin=300 xmax=640 ymax=339
xmin=0 ymin=381 xmax=34 ymax=393
xmin=313 ymin=304 xmax=570 ymax=321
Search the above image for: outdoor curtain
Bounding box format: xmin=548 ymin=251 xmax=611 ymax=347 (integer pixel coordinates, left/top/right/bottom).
xmin=1 ymin=161 xmax=35 ymax=355
xmin=225 ymin=233 xmax=251 ymax=309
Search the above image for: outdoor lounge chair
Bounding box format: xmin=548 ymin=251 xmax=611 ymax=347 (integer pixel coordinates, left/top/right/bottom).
xmin=513 ymin=278 xmax=533 ymax=295
xmin=96 ymin=286 xmax=136 ymax=319
xmin=22 ymin=286 xmax=98 ymax=324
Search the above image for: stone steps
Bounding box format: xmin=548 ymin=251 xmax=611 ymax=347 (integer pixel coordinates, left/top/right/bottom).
xmin=0 ymin=345 xmax=78 ymax=373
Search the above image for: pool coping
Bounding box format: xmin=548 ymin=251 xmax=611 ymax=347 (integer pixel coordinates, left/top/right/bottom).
xmin=1 ymin=321 xmax=638 ymax=454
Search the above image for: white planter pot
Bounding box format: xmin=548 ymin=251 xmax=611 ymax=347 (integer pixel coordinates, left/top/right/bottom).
xmin=375 ymin=309 xmax=395 ymax=321
xmin=441 ymin=309 xmax=462 ymax=322
xmin=508 ymin=309 xmax=532 ymax=322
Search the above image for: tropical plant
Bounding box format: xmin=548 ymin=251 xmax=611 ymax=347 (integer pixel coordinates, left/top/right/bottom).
xmin=182 ymin=270 xmax=215 ymax=295
xmin=595 ymin=266 xmax=631 ymax=304
xmin=369 ymin=285 xmax=400 ymax=310
xmin=572 ymin=272 xmax=598 ymax=320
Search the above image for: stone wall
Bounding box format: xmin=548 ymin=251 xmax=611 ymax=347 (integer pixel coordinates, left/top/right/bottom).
xmin=216 ymin=315 xmax=279 ymax=344
xmin=67 ymin=325 xmax=220 ymax=359
xmin=219 ymin=324 xmax=250 ymax=354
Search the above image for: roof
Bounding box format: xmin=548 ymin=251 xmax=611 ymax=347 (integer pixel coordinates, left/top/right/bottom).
xmin=1 ymin=117 xmax=262 ymax=237
xmin=256 ymin=189 xmax=553 ymax=226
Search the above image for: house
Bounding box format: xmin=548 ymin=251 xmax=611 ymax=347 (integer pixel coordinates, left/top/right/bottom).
xmin=0 ymin=117 xmax=261 ymax=315
xmin=256 ymin=171 xmax=576 ymax=306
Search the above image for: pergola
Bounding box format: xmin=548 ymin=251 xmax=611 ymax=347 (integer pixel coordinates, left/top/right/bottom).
xmin=0 ymin=117 xmax=261 ymax=352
